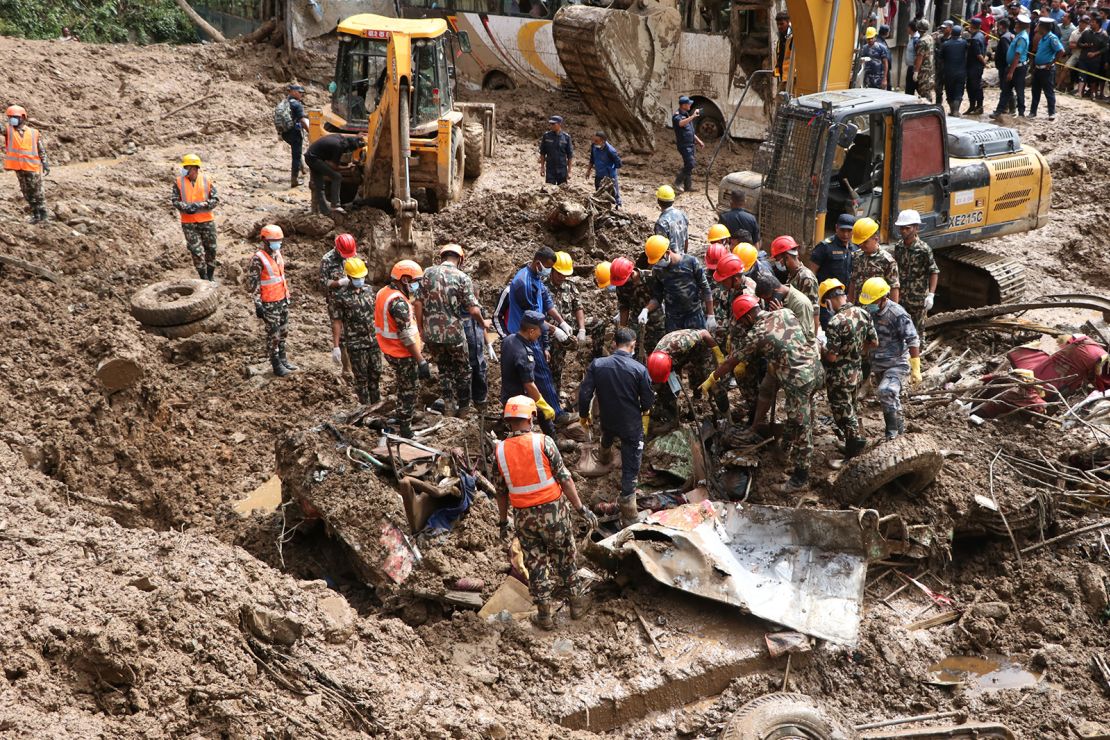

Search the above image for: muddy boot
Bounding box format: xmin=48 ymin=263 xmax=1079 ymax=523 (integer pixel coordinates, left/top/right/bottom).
xmin=569 ymin=592 xmax=593 ymax=620
xmin=455 ymin=403 xmax=471 ymax=420
xmin=597 ymin=444 xmax=613 ymax=465
xmin=196 ymin=265 xmax=207 ymax=280
xmin=205 ymin=264 xmax=216 ymax=281
xmin=398 ymin=421 xmax=414 ymax=439
xmin=896 ymin=413 xmax=905 ymax=435
xmin=290 ymin=172 xmax=301 ymax=188
xmin=27 ymin=211 xmax=40 ymax=224
xmin=779 ymin=467 xmax=809 ymax=493
xmin=883 ymin=409 xmax=900 ymax=440
xmin=619 ymin=496 xmax=644 ymax=528
xmin=271 ymin=356 xmax=291 ymax=377
xmin=844 ymin=436 xmax=867 ymax=458
xmin=278 ymin=349 xmax=298 ymax=372
xmin=534 ymin=601 xmax=555 ymax=630
xmin=35 ymin=208 xmax=48 ymax=223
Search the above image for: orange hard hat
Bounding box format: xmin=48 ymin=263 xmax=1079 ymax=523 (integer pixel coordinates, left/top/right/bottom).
xmin=705 ymin=242 xmax=728 ymax=270
xmin=503 ymin=395 xmax=537 ymax=419
xmin=769 ymin=235 xmax=799 ymax=258
xmin=713 ymin=253 xmax=743 ymax=282
xmin=440 ymin=243 xmax=465 ymax=261
xmin=646 ymin=351 xmax=673 ymax=384
xmin=733 ymin=243 xmax=758 ymax=272
xmin=610 ymin=257 xmax=636 ymax=287
xmin=260 ymin=224 xmax=284 ymax=241
xmin=5 ymin=105 xmax=26 ymax=118
xmin=391 ymin=259 xmax=424 ymax=282
xmin=732 ymin=294 xmax=760 ymax=320
xmin=595 ymin=261 xmax=612 ymax=289
xmin=335 ymin=233 xmax=357 ymax=258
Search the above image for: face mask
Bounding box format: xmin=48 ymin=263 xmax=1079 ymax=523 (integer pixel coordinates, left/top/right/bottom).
xmin=178 ymin=168 xmax=188 ymax=177
xmin=772 ymin=260 xmax=785 ymax=270
xmin=351 ymin=278 xmax=365 ymax=289
xmin=539 ymin=265 xmax=552 ymax=278
xmin=606 ymin=285 xmax=617 ymax=293
xmin=865 ymin=302 xmax=880 ymax=314
xmin=9 ymin=117 xmax=21 ymax=127
xmin=269 ymin=241 xmax=282 ymax=251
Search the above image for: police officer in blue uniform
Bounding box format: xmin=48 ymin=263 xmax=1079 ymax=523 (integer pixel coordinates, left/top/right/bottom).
xmin=671 ymin=95 xmax=704 ymax=194
xmin=807 ymin=214 xmax=859 ymax=328
xmin=538 ymin=115 xmax=573 ymax=186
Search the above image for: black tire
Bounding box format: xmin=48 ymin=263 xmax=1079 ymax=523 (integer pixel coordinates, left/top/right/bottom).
xmin=693 ymin=101 xmax=726 ymax=141
xmin=130 ymin=279 xmax=220 ymax=327
xmin=834 ymin=433 xmax=944 ymax=507
xmin=721 ymin=693 xmax=857 ymax=740
xmin=482 ymin=71 xmax=514 ymax=91
xmin=146 ymin=309 xmax=224 ymax=339
xmin=463 ymin=121 xmax=484 ymax=178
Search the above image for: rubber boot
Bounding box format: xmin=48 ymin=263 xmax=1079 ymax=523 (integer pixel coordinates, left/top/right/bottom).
xmin=271 ymin=357 xmax=291 ymax=377
xmin=569 ymin=592 xmax=593 ymax=620
xmin=398 ymin=421 xmax=413 ymax=439
xmin=27 ymin=211 xmax=40 ymax=224
xmin=290 ymin=172 xmax=301 ymax=188
xmin=455 ymin=403 xmax=471 ymax=420
xmin=896 ymin=413 xmax=905 ymax=435
xmin=196 ymin=266 xmax=207 ymax=280
xmin=780 ymin=467 xmax=809 ymax=493
xmin=844 ymin=436 xmax=867 ymax=458
xmin=883 ymin=408 xmax=900 ymax=440
xmin=597 ymin=444 xmax=613 ymax=465
xmin=278 ymin=348 xmax=298 ymax=372
xmin=205 ymin=264 xmax=216 ymax=281
xmin=534 ymin=601 xmax=555 ymax=630
xmin=619 ymin=496 xmax=643 ymax=528
xmin=36 ymin=208 xmax=48 ymax=223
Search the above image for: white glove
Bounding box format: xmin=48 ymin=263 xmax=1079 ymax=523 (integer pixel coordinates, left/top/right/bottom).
xmin=337 ymin=276 xmax=350 ymax=288
xmin=553 ymin=326 xmax=569 ymax=342
xmin=705 ymin=314 xmax=717 ymax=332
xmin=331 ymin=347 xmax=342 ymax=365
xmin=817 ymin=328 xmax=827 ymax=347
xmin=486 ymin=341 xmax=496 ymax=361
xmin=613 ymin=311 xmax=622 ymax=325
xmin=924 ymin=292 xmax=935 ymax=311
xmin=576 ymin=327 xmax=587 ymax=343
xmin=558 ymin=320 xmax=573 ymax=336
xmin=637 ymin=308 xmax=649 ymax=325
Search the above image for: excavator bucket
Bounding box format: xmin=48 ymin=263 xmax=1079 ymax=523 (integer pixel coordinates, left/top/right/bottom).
xmin=553 ymin=0 xmax=681 ymax=153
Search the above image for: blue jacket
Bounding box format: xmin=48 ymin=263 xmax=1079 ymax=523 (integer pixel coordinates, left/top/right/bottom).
xmin=578 ymin=350 xmax=655 ymax=438
xmin=589 ymin=142 xmax=622 ymax=178
xmin=506 ymin=265 xmax=553 ymax=334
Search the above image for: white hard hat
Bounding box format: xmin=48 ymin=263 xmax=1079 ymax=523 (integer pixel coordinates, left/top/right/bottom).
xmin=894 ymin=209 xmax=922 ymax=227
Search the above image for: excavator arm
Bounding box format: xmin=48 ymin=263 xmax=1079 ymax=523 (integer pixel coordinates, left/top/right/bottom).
xmin=784 ymin=0 xmax=858 ymax=96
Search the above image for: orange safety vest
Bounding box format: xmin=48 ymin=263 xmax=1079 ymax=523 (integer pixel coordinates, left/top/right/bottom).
xmin=495 ymin=433 xmax=563 ymax=509
xmin=255 ymin=249 xmax=288 ymax=303
xmin=177 ymin=173 xmax=214 ymax=224
xmin=4 ymin=124 xmax=41 ymax=173
xmin=374 ymin=286 xmax=422 ymax=358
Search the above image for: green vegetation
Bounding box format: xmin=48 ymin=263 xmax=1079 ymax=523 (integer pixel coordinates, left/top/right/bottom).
xmin=0 ymin=0 xmax=196 ymax=44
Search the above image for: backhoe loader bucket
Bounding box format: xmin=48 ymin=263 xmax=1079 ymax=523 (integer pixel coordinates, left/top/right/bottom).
xmin=552 ymin=0 xmax=681 ymax=153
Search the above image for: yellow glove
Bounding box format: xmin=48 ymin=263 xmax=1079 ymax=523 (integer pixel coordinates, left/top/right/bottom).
xmin=698 ymin=374 xmax=718 ymax=395
xmin=909 ymin=356 xmax=922 ymax=385
xmin=711 ymin=346 xmax=725 ymax=365
xmin=581 ymin=415 xmax=590 ymax=428
xmin=536 ymin=398 xmax=556 ymax=421
xmin=732 ymin=361 xmax=748 ymax=378
xmin=642 ymin=413 xmax=651 ymax=435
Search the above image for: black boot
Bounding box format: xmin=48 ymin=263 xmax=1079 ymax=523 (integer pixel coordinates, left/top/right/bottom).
xmin=780 ymin=467 xmax=809 ymax=493
xmin=845 ymin=436 xmax=867 ymax=458
xmin=883 ymin=409 xmax=900 ymax=440
xmin=204 ymin=264 xmax=216 ymax=281
xmin=278 ymin=348 xmax=297 ymax=372
xmin=196 ymin=266 xmax=207 ymax=280
xmin=271 ymin=357 xmax=291 ymax=377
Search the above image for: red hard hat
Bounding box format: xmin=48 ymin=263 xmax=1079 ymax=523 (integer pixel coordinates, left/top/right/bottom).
xmin=646 ymin=351 xmax=673 ymax=384
xmin=705 ymin=242 xmax=728 ymax=270
xmin=335 ymin=233 xmax=357 ymax=258
xmin=713 ymin=253 xmax=743 ymax=282
xmin=610 ymin=257 xmax=636 ymax=287
xmin=732 ymin=294 xmax=760 ymax=321
xmin=769 ymin=235 xmax=799 ymax=258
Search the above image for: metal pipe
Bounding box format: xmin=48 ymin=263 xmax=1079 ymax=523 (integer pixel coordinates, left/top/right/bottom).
xmin=821 ymin=0 xmax=842 ymax=92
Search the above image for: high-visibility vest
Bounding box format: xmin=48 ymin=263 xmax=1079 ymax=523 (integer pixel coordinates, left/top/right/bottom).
xmin=177 ymin=174 xmax=214 ymax=224
xmin=495 ymin=433 xmax=562 ymax=509
xmin=374 ymin=286 xmax=422 ymax=358
xmin=255 ymin=249 xmax=287 ymax=303
xmin=4 ymin=124 xmax=41 ymax=173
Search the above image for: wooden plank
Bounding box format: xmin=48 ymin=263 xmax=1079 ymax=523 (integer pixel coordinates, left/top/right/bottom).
xmin=906 ymin=610 xmax=960 ymax=631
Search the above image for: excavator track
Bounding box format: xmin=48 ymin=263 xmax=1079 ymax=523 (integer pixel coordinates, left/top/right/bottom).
xmin=933 ymin=245 xmax=1027 ymax=311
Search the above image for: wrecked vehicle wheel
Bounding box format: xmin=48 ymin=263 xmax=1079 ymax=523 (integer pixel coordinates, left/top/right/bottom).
xmin=721 ymin=692 xmax=857 ymax=740
xmin=130 ymin=279 xmax=220 ymax=327
xmin=835 ymin=433 xmax=944 ymax=507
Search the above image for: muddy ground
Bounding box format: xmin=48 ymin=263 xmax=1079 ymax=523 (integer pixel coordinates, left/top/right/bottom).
xmin=1 ymin=33 xmax=1109 ymax=738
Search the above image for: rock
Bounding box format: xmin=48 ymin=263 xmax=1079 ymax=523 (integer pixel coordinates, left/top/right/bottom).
xmin=240 ymin=604 xmax=304 ymax=646
xmin=128 ymin=576 xmax=156 ymax=592
xmin=970 ymin=602 xmax=1011 ymax=622
xmin=485 ymin=721 xmax=508 ymax=740
xmin=1078 ymin=563 xmax=1108 ymax=614
xmin=1031 ymin=643 xmax=1079 ymax=670
xmin=317 ymin=594 xmax=357 ymax=644
xmin=95 ymin=355 xmax=143 ymax=392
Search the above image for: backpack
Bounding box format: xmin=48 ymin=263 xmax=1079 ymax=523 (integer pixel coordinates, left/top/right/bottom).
xmin=273 ymin=98 xmax=294 ymax=135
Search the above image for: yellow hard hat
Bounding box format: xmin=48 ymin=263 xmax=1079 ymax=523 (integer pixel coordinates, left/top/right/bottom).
xmin=857 ymin=277 xmax=890 ymax=305
xmin=732 ymin=242 xmax=758 ymax=272
xmin=852 ymin=217 xmax=879 ymax=244
xmin=594 ymin=261 xmax=612 ymax=289
xmin=655 ymin=185 xmax=676 ymax=202
xmin=865 ymin=26 xmax=878 ymax=39
xmin=645 ymin=235 xmax=670 ymax=265
xmin=343 ymin=257 xmax=368 ymax=279
xmin=818 ymin=278 xmax=846 ymax=304
xmin=503 ymin=395 xmax=537 ymax=419
xmin=553 ymin=250 xmax=574 ymax=276
xmin=181 ymin=153 xmax=202 ymax=168
xmin=707 ymin=224 xmax=731 ymax=243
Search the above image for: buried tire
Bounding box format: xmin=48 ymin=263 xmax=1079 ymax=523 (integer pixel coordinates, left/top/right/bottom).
xmin=144 ymin=309 xmax=224 ymax=339
xmin=720 ymin=692 xmax=857 ymax=740
xmin=834 ymin=433 xmax=944 ymax=507
xmin=130 ymin=279 xmax=220 ymax=327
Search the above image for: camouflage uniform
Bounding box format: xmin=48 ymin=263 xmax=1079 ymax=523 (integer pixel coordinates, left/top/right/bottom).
xmin=651 ymin=253 xmax=710 ymax=331
xmin=334 ymin=285 xmax=382 ymax=404
xmin=729 ymin=309 xmax=823 ymax=473
xmin=786 ymin=264 xmax=820 ymax=310
xmin=893 ymin=237 xmax=939 ymax=333
xmin=502 ymin=431 xmax=586 ymax=602
xmin=654 ymin=205 xmax=689 ymax=255
xmin=319 ymin=248 xmax=346 ymax=321
xmin=824 ymin=303 xmax=878 ymax=440
xmin=421 ymin=261 xmax=481 ymax=410
xmin=545 ymin=275 xmax=583 ymax=395
xmin=915 ymin=33 xmax=936 ymax=100
xmin=850 ymin=248 xmax=900 ymax=300
xmin=654 ymin=329 xmax=720 ymax=418
xmin=869 ymin=300 xmax=919 ymax=417
xmin=5 ymin=124 xmax=48 ymax=218
xmin=779 ymin=285 xmax=816 ymax=343
xmin=170 ymin=180 xmax=220 ymax=273
xmin=247 ymin=252 xmax=289 ymax=362
xmin=616 ymin=267 xmax=665 ymax=356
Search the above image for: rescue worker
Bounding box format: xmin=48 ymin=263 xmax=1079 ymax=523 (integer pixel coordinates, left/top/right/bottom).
xmin=754 ymin=273 xmax=815 ymax=343
xmin=611 ymin=255 xmax=666 ymax=355
xmin=720 ymin=190 xmax=760 ymax=247
xmin=585 ymin=130 xmax=622 ymax=208
xmin=940 ymin=20 xmax=968 ymax=116
xmin=171 ymin=154 xmax=219 ymax=281
xmin=965 ymin=17 xmax=989 ymax=115
xmin=891 ymin=210 xmax=939 ymax=334
xmin=579 ymin=327 xmax=655 ymax=527
xmin=320 ymin=233 xmax=358 ymax=327
xmin=859 ymin=277 xmax=921 ymax=440
xmin=706 ymin=295 xmax=823 ymax=492
xmin=278 ymin=83 xmax=309 ymax=187
xmin=305 ymin=133 xmax=362 ymax=216
xmin=671 ymin=96 xmax=704 ymax=195
xmin=819 ymin=279 xmax=877 ymax=458
xmin=848 ymin=217 xmax=900 ymax=305
xmin=494 ymin=395 xmax=598 ymax=630
xmin=913 ymin=20 xmax=937 ymax=102
xmin=705 ymin=226 xmax=733 ymax=342
xmin=769 ymin=235 xmax=819 ymax=330
xmin=4 ymin=104 xmax=49 ymax=223
xmin=808 ymin=214 xmax=858 ymax=328
xmin=647 ymin=328 xmax=726 ymax=427
xmin=653 ymin=185 xmax=689 ymax=255
xmin=420 ymin=244 xmax=490 ymax=417
xmin=375 ymin=260 xmax=431 ymax=437
xmin=645 ymin=235 xmax=714 ymax=332
xmin=862 ymin=27 xmax=891 ymax=88
xmin=331 ymin=257 xmax=382 ymax=405
xmin=249 ymin=225 xmax=295 ymax=377
xmin=713 ymin=253 xmax=762 ymax=421
xmin=992 ymin=14 xmax=1030 ymax=119
xmin=733 ymin=241 xmax=768 ymax=290
xmin=538 ymin=115 xmax=573 ymax=186
xmin=501 ymin=311 xmax=559 ymax=437
xmin=774 ymin=11 xmax=793 ymax=81
xmin=546 ymin=251 xmax=586 ymax=396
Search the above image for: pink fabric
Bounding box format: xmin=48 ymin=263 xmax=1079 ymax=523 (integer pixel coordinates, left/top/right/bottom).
xmin=1008 ymin=337 xmax=1109 ymax=395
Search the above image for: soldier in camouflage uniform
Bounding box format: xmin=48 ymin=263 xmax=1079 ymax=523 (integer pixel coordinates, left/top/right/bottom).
xmin=914 ymin=20 xmax=936 ymax=101
xmin=3 ymin=105 xmax=49 ymax=223
xmin=545 ymin=251 xmax=586 ymax=396
xmin=171 ymin=154 xmax=220 ymax=280
xmin=375 ymin=260 xmax=431 ymax=437
xmin=768 ymin=235 xmax=820 ymax=336
xmin=819 ymin=279 xmax=878 ymax=457
xmin=707 ymin=296 xmax=823 ymax=491
xmin=891 ymin=210 xmax=939 ymax=336
xmin=848 ymin=217 xmax=900 ymax=306
xmin=649 ymin=329 xmax=725 ymax=420
xmin=420 ymin=244 xmax=489 ymax=416
xmin=494 ymin=395 xmax=599 ymax=630
xmin=320 ymin=233 xmax=359 ymax=322
xmin=612 ymin=256 xmax=666 ymax=359
xmin=331 ymin=257 xmax=381 ymax=404
xmin=859 ymin=277 xmax=921 ymax=440
xmin=249 ymin=225 xmax=296 ymax=377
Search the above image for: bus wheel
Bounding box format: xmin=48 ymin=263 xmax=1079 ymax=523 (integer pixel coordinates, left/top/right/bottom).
xmin=694 ymin=102 xmax=725 ymax=141
xmin=483 ymin=71 xmax=514 ymax=91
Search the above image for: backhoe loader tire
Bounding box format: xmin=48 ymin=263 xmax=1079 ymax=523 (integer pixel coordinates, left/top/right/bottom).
xmin=834 ymin=433 xmax=944 ymax=507
xmin=463 ymin=122 xmax=484 ymax=178
xmin=449 ymin=126 xmax=464 ymax=202
xmin=130 ymin=279 xmax=220 ymax=327
xmin=146 ymin=309 xmax=224 ymax=339
xmin=693 ymin=101 xmax=725 ymax=142
xmin=721 ymin=693 xmax=857 ymax=740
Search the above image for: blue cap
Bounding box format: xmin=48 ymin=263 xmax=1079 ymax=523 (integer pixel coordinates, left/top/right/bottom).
xmin=678 ymin=95 xmax=693 ymax=105
xmin=548 ymin=115 xmax=563 ymax=124
xmin=521 ymin=310 xmax=546 ymax=328
xmin=836 ymin=213 xmax=857 ymax=228
xmin=970 ymin=16 xmax=982 ymax=24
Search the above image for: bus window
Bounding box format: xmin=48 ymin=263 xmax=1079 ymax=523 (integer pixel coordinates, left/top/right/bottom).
xmin=333 ymin=36 xmax=388 ymax=125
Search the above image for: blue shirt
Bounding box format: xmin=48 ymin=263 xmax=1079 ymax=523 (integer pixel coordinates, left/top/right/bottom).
xmin=869 ymin=300 xmax=920 ymax=369
xmin=1050 ymin=8 xmax=1065 ymax=22
xmin=588 ymin=141 xmax=622 ymax=178
xmin=941 ymin=35 xmax=969 ymax=75
xmin=720 ymin=207 xmax=760 ymax=244
xmin=1007 ymin=30 xmax=1030 ymax=65
xmin=505 ymin=265 xmax=553 ymax=334
xmin=810 ymin=235 xmax=857 ymax=285
xmin=578 ymin=349 xmax=655 ymax=439
xmin=654 ymin=206 xmax=689 ymax=255
xmin=538 ymin=130 xmax=573 ymax=171
xmin=499 ymin=333 xmax=536 ymax=403
xmin=672 ymin=110 xmax=696 ymax=149
xmin=862 ymin=41 xmax=890 ymax=80
xmin=1034 ymin=30 xmax=1064 ymax=64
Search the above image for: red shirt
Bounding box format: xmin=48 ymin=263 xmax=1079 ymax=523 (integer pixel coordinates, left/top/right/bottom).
xmin=975 ymin=11 xmax=995 ymax=36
